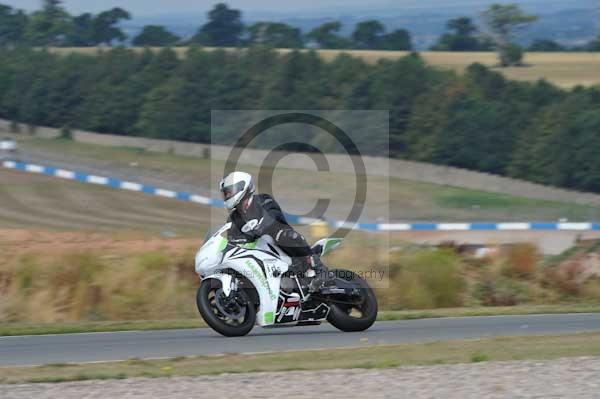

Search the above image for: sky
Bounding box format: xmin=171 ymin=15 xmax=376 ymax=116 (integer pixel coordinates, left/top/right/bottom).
xmin=2 ymin=0 xmax=398 ymax=15
xmin=4 ymin=0 xmax=589 ymax=16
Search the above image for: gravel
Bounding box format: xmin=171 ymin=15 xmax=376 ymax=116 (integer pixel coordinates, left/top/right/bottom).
xmin=3 ymin=357 xmax=600 ymax=399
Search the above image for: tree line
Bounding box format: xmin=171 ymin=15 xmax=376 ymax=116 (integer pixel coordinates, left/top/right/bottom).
xmin=0 ymin=1 xmax=131 ymax=46
xmin=0 ymin=1 xmax=412 ymax=50
xmin=1 ymin=45 xmax=600 ymax=192
xmin=1 ymin=2 xmax=599 ymax=61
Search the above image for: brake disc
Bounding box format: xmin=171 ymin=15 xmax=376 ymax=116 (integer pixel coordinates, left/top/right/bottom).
xmin=214 ymin=288 xmax=245 ymax=320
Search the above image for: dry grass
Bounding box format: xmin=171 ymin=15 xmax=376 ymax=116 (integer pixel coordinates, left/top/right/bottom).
xmin=1 ymin=232 xmax=597 ymax=325
xmin=48 ymin=48 xmax=600 ymax=88
xmin=0 ymin=319 xmax=205 ymax=336
xmin=385 ymin=249 xmax=464 ymax=309
xmin=2 ymin=226 xmax=600 ymax=331
xmin=0 ymin=227 xmax=385 ymax=324
xmin=2 ymin=332 xmax=600 ymax=383
xmin=504 ymin=243 xmax=540 ymax=279
xmin=11 ymin=137 xmax=600 ymax=223
xmin=319 ymin=51 xmax=600 ymax=88
xmin=0 ymin=247 xmax=201 ymax=323
xmin=0 ymin=168 xmax=209 ymax=233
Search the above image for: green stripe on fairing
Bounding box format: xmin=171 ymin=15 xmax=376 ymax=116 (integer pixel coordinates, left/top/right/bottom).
xmin=322 ymin=238 xmax=342 ymax=255
xmin=264 ymin=311 xmax=274 ymax=324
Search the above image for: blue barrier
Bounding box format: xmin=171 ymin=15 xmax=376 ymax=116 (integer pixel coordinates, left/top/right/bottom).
xmin=2 ymin=160 xmax=596 ymax=232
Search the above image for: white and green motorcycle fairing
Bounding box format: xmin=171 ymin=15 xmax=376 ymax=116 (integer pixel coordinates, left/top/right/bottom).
xmin=195 ymin=222 xmax=342 ymax=326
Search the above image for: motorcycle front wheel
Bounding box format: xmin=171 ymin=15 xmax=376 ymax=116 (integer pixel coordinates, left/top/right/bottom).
xmin=327 ymin=269 xmax=378 ymax=332
xmin=196 ymin=279 xmax=256 ymax=337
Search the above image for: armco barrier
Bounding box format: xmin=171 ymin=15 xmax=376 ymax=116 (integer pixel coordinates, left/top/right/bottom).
xmin=2 ymin=160 xmax=600 ymax=232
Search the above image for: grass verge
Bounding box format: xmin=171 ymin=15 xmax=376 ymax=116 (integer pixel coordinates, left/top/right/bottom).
xmin=15 ymin=137 xmax=600 ymax=222
xmin=378 ymin=303 xmax=600 ymax=320
xmin=0 ymin=319 xmax=206 ymax=336
xmin=3 ymin=304 xmax=600 ymax=336
xmin=2 ymin=332 xmax=600 ymax=384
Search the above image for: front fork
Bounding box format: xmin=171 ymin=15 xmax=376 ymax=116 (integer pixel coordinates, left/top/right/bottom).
xmin=205 ymin=273 xmax=238 ymax=297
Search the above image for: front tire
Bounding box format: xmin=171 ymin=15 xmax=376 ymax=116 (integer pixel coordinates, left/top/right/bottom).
xmin=197 ymin=278 xmax=256 ymax=337
xmin=327 ymin=269 xmax=378 ymax=332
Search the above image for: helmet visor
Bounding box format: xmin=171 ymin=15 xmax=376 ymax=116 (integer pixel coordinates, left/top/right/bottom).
xmin=221 ymin=180 xmax=246 ymax=201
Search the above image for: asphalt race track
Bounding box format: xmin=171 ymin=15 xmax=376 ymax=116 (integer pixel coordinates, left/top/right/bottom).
xmin=2 ymin=313 xmax=600 ymax=366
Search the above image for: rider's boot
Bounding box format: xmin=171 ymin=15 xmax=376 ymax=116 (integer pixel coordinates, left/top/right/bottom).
xmin=308 ymin=255 xmax=336 ymax=293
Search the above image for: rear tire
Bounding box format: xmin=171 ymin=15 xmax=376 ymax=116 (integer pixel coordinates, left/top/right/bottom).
xmin=197 ymin=278 xmax=256 ymax=337
xmin=327 ymin=269 xmax=378 ymax=332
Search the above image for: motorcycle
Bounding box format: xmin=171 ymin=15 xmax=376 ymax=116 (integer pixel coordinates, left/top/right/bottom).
xmin=194 ymin=223 xmax=378 ymax=337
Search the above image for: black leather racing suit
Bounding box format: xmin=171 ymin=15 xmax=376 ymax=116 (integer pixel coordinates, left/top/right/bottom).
xmin=227 ymin=194 xmax=313 ymax=265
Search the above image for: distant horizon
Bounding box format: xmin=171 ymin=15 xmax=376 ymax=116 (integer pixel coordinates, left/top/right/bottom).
xmin=2 ymin=0 xmax=596 ymax=18
xmin=3 ymin=0 xmax=595 ymax=49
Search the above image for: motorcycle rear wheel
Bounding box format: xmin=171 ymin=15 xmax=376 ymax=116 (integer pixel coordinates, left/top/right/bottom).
xmin=197 ymin=279 xmax=256 ymax=337
xmin=327 ymin=269 xmax=378 ymax=332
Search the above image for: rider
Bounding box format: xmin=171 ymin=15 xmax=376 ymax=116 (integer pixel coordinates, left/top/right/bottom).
xmin=219 ymin=171 xmax=332 ymax=291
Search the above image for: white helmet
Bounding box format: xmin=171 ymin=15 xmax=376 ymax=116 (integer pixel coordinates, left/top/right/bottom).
xmin=219 ymin=171 xmax=254 ymax=211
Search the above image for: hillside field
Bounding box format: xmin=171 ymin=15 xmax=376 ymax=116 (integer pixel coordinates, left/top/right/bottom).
xmin=8 ymin=136 xmax=600 ymax=224
xmin=48 ymin=48 xmax=600 ymax=88
xmin=0 ymin=168 xmax=208 ymax=234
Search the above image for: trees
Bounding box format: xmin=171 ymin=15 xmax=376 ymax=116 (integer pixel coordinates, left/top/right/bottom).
xmin=64 ymin=8 xmax=130 ymax=47
xmin=306 ymin=21 xmax=351 ymax=49
xmin=260 ymin=50 xmax=326 ymax=109
xmin=405 ymin=62 xmax=569 ymax=176
xmin=136 ymin=77 xmax=194 ymax=140
xmin=507 ymin=89 xmax=600 ymax=191
xmin=285 ymin=19 xmax=411 ymax=51
xmin=20 ymin=2 xmax=129 ymax=47
xmin=352 ymin=20 xmax=385 ymax=49
xmin=77 ymin=48 xmax=148 ymax=134
xmin=566 ymin=110 xmax=600 ymax=191
xmin=191 ymin=3 xmax=243 ymax=46
xmin=378 ymin=29 xmax=412 ymax=50
xmin=0 ymin=4 xmax=27 ymax=45
xmin=65 ymin=13 xmax=94 ymax=46
xmin=431 ymin=17 xmax=493 ymax=51
xmin=498 ymin=43 xmax=524 ymax=66
xmin=2 ymin=43 xmax=600 ymax=193
xmin=247 ymin=22 xmax=302 ymax=48
xmin=369 ymin=54 xmax=441 ymax=155
xmin=351 ymin=20 xmax=412 ymax=50
xmin=25 ymin=0 xmax=71 ymax=46
xmin=448 ymin=17 xmax=477 ymax=37
xmin=482 ymin=3 xmax=538 ymax=66
xmin=590 ymin=34 xmax=600 ymax=51
xmin=528 ymin=39 xmax=564 ymax=52
xmin=91 ymin=7 xmax=130 ymax=46
xmin=405 ymin=82 xmax=517 ymax=174
xmin=133 ymin=25 xmax=180 ymax=46
xmin=482 ymin=4 xmax=538 ymax=43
